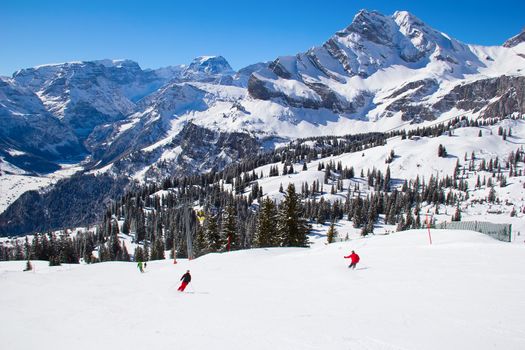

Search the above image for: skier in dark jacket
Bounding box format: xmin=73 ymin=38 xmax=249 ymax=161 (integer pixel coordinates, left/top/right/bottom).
xmin=344 ymin=250 xmax=360 ymax=269
xmin=178 ymin=270 xmax=192 ymax=292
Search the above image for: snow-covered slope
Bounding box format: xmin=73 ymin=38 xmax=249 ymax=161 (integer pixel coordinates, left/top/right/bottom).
xmin=1 ymin=229 xmax=524 ymax=349
xmin=0 ymin=163 xmax=82 ymax=213
xmin=221 ymin=118 xmax=524 ymax=236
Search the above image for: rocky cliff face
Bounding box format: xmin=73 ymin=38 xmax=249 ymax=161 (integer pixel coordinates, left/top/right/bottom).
xmin=433 ymin=75 xmax=525 ymax=118
xmin=136 ymin=122 xmax=262 ymax=181
xmin=0 ymin=78 xmax=84 ymax=173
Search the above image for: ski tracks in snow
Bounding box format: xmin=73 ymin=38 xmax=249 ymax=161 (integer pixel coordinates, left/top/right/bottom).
xmin=343 ymin=336 xmax=409 ymax=350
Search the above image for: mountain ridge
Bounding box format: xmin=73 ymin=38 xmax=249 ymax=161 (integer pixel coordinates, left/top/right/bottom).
xmin=1 ymin=9 xmax=524 ymax=233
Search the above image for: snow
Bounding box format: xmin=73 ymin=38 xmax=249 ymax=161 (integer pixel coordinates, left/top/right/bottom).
xmin=141 ymin=118 xmax=186 ymax=153
xmin=247 ymin=119 xmax=524 ymax=200
xmin=0 ymin=162 xmax=82 ymax=213
xmin=159 ymin=145 xmax=183 ymax=161
xmin=162 ymin=39 xmax=522 ymax=141
xmin=5 ymin=149 xmax=27 ymax=156
xmin=117 ymin=117 xmax=140 ymax=133
xmin=223 ymin=118 xmax=525 ymax=243
xmin=1 ymin=228 xmax=525 ymax=349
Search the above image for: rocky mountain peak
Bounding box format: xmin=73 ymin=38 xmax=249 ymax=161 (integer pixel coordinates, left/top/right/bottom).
xmin=93 ymin=59 xmax=141 ymax=69
xmin=339 ymin=9 xmax=395 ymax=45
xmin=187 ymin=56 xmax=234 ymax=75
xmin=503 ymin=27 xmax=525 ymax=48
xmin=393 ymin=10 xmax=424 ymax=27
xmin=336 ymin=9 xmax=452 ymax=58
xmin=12 ymin=59 xmax=145 ymax=91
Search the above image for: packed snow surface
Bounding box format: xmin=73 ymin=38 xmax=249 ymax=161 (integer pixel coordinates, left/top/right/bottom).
xmin=2 ymin=229 xmax=525 ymax=349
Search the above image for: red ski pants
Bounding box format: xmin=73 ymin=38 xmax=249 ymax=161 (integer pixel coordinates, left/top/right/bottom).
xmin=178 ymin=281 xmax=189 ymax=291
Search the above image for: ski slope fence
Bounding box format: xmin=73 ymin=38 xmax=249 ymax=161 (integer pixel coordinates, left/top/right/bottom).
xmin=435 ymin=221 xmax=512 ymax=242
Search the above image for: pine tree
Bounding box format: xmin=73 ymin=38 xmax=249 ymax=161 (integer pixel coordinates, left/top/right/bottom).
xmin=488 ymin=186 xmax=497 ymax=203
xmin=134 ymin=246 xmax=145 ymax=263
xmin=206 ymin=213 xmax=222 ymax=252
xmin=10 ymin=241 xmax=22 ymax=260
xmin=438 ymin=144 xmax=447 ymax=157
xmin=384 ymin=166 xmax=391 ymax=192
xmin=277 ymin=184 xmax=310 ymax=247
xmin=122 ymin=218 xmax=131 ymax=235
xmin=59 ymin=236 xmax=79 ymax=264
xmin=31 ymin=234 xmax=42 ymax=260
xmin=98 ymin=243 xmax=111 ymax=262
xmin=361 ymin=220 xmax=374 ymax=236
xmin=109 ymin=231 xmax=122 ymax=260
xmin=255 ymin=197 xmax=278 ymax=247
xmin=352 ymin=197 xmax=364 ymax=228
xmin=326 ymin=222 xmax=338 ymax=243
xmin=194 ymin=223 xmax=207 ymax=257
xmin=452 ymin=205 xmax=462 ymax=221
xmin=121 ymin=244 xmax=130 ymax=261
xmin=48 ymin=233 xmax=61 ymax=266
xmin=222 ymin=203 xmax=238 ymax=251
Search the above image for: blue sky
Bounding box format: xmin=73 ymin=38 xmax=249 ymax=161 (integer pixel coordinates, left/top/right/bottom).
xmin=1 ymin=0 xmax=524 ymax=76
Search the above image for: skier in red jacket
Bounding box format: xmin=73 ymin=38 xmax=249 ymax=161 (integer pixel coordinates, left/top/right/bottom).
xmin=344 ymin=250 xmax=360 ymax=269
xmin=178 ymin=270 xmax=192 ymax=292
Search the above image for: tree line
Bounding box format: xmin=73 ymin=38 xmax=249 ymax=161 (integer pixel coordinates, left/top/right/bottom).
xmin=1 ymin=115 xmax=524 ymax=264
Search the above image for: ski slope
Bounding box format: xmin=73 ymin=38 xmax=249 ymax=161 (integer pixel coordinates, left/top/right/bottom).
xmin=2 ymin=229 xmax=525 ymax=350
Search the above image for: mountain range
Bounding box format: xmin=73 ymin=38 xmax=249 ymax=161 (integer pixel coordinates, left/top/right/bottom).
xmin=1 ymin=9 xmax=525 ymax=234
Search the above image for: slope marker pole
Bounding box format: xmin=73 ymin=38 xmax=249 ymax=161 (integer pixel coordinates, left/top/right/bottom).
xmin=426 ymin=211 xmax=432 ymax=245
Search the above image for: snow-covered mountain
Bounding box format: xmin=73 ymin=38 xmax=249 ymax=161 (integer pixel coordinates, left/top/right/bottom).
xmin=1 ymin=9 xmax=525 ymax=232
xmin=11 ymin=59 xmax=173 ymax=139
xmin=181 ymin=55 xmax=235 ymax=82
xmin=248 ymin=10 xmax=525 ymax=122
xmin=83 ymin=10 xmax=525 ymax=182
xmin=0 ymin=77 xmax=84 ymax=173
